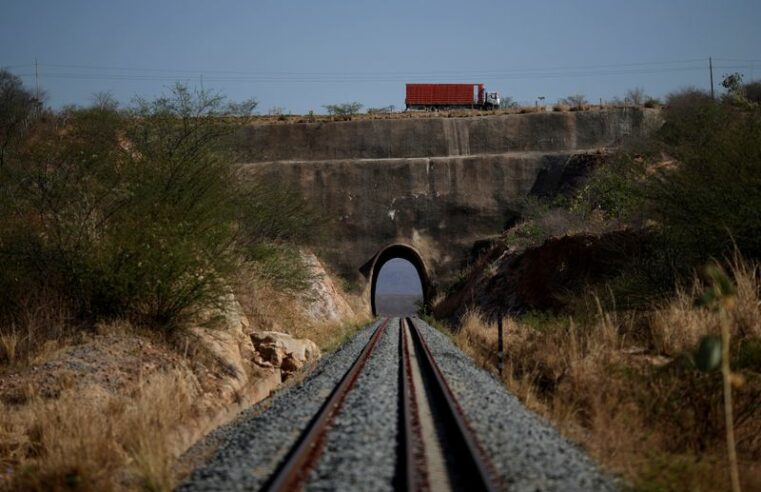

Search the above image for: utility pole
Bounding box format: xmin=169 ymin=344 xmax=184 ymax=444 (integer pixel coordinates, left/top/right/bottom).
xmin=34 ymin=57 xmax=40 ymax=101
xmin=709 ymin=56 xmax=715 ymax=100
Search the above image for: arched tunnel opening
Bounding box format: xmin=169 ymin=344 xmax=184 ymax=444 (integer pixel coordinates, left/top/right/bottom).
xmin=366 ymin=244 xmax=434 ymax=317
xmin=374 ymin=258 xmax=423 ymax=316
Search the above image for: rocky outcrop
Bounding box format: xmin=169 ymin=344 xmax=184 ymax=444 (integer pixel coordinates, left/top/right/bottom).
xmin=434 ymin=230 xmax=644 ymax=321
xmin=192 ymin=291 xmax=323 ymax=385
xmin=251 ymin=331 xmax=321 ymax=379
xmin=299 ymin=252 xmax=355 ymax=322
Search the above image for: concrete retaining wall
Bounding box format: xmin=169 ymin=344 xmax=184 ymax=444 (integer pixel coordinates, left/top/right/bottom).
xmin=238 ymin=108 xmax=660 ymax=162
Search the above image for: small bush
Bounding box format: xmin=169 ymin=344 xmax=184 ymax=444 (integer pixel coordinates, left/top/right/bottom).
xmin=643 ymin=97 xmax=662 ymax=108
xmin=559 ymin=94 xmax=588 ymax=110
xmin=660 ymin=87 xmax=714 ymax=143
xmin=570 ymin=153 xmax=648 ymax=221
xmin=626 ymin=87 xmax=647 ymax=105
xmin=744 ymin=80 xmax=761 ymax=104
xmin=499 ymin=97 xmax=519 ymax=110
xmin=367 ymin=105 xmax=394 ymax=114
xmin=323 ymin=102 xmax=363 ymax=116
xmin=518 ymin=106 xmax=539 ymax=114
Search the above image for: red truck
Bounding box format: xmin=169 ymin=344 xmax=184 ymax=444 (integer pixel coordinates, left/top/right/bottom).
xmin=405 ymin=83 xmax=501 ymax=111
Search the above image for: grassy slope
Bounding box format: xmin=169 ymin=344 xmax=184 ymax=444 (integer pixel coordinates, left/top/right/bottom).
xmin=443 ymin=258 xmax=761 ymax=491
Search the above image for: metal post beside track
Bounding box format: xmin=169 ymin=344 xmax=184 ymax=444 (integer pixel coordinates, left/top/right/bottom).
xmin=497 ymin=318 xmax=504 ymax=376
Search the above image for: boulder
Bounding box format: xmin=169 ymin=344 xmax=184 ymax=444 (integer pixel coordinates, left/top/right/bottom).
xmin=251 ymin=331 xmax=321 ymax=379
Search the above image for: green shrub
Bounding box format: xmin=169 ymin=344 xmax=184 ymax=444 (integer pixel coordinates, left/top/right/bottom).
xmin=570 ymin=154 xmax=648 ymax=221
xmin=323 ymin=102 xmax=363 ymax=116
xmin=648 ymin=102 xmax=761 ymax=270
xmin=0 ymin=86 xmax=250 ymax=327
xmin=745 ymin=80 xmax=761 ymax=104
xmin=0 ymin=69 xmax=43 ymax=169
xmin=0 ymin=82 xmax=319 ymax=330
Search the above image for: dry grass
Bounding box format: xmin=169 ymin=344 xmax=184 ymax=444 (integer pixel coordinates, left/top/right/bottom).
xmin=245 ymin=105 xmax=615 ymax=125
xmin=234 ymin=265 xmax=371 ymax=353
xmin=447 ymin=259 xmax=761 ymax=491
xmin=0 ymin=293 xmax=74 ymax=371
xmin=1 ymin=370 xmax=197 ymax=491
xmin=0 ymin=254 xmax=369 ymax=491
xmin=293 ymin=316 xmax=373 ymax=354
xmin=651 ymin=258 xmax=761 ymax=355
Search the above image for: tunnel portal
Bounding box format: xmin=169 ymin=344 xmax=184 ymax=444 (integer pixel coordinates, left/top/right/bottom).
xmin=363 ymin=244 xmax=435 ymax=317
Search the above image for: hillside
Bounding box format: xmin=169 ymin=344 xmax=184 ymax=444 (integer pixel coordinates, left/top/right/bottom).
xmin=431 ymin=90 xmax=761 ymax=491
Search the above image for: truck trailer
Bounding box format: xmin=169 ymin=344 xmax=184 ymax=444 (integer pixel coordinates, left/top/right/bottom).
xmin=405 ymin=83 xmax=500 ymax=111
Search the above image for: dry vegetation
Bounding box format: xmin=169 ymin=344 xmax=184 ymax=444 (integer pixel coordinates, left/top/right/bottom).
xmin=0 ymin=71 xmax=368 ymax=491
xmin=0 ymin=317 xmax=209 ymax=492
xmin=0 ymin=267 xmax=368 ymax=492
xmin=245 ymin=103 xmax=636 ymax=125
xmin=233 ymin=265 xmax=371 ymax=354
xmin=435 ymin=82 xmax=761 ymax=491
xmin=445 ymin=258 xmax=761 ymax=491
xmin=1 ymin=370 xmax=195 ymax=492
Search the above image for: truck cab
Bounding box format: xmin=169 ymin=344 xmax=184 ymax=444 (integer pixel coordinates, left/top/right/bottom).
xmin=484 ymin=91 xmax=500 ymax=109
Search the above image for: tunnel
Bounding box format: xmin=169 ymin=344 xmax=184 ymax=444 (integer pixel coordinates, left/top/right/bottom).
xmin=361 ymin=244 xmax=435 ymax=317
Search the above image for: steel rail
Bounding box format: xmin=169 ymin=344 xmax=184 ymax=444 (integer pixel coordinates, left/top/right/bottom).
xmin=400 ymin=318 xmax=429 ymax=491
xmin=261 ymin=318 xmax=390 ymax=492
xmin=402 ymin=317 xmax=501 ymax=492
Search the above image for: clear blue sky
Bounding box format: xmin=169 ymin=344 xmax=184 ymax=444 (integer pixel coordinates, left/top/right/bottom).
xmin=2 ymin=0 xmax=760 ymax=113
xmin=376 ymin=259 xmax=423 ymax=296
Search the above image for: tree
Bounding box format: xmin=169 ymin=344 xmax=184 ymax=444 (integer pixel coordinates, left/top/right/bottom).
xmin=559 ymin=94 xmax=588 ymax=109
xmin=0 ymin=69 xmax=42 ymax=168
xmin=90 ymin=91 xmax=119 ymax=111
xmin=721 ymin=72 xmax=751 ymax=105
xmin=499 ymin=96 xmax=519 ymax=109
xmin=323 ymin=102 xmax=363 ymax=116
xmin=721 ymin=72 xmax=744 ymax=97
xmin=0 ymin=83 xmax=265 ymax=328
xmin=626 ymin=87 xmax=647 ymax=105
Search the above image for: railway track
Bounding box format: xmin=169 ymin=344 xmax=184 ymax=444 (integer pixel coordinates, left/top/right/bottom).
xmin=400 ymin=317 xmax=499 ymax=492
xmin=261 ymin=318 xmax=390 ymax=491
xmin=179 ymin=317 xmax=616 ymax=492
xmin=259 ymin=317 xmax=498 ymax=492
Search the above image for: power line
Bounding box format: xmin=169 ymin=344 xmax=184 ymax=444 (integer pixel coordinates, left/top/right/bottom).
xmin=33 ymin=57 xmax=709 ymax=78
xmin=0 ymin=63 xmax=34 ymax=69
xmin=14 ymin=64 xmax=753 ymax=84
xmin=714 ymin=57 xmax=761 ymax=63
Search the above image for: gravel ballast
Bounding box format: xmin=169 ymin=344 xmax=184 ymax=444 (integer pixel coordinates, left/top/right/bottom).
xmin=306 ymin=319 xmax=400 ymax=491
xmin=410 ymin=317 xmax=618 ymax=492
xmin=177 ymin=320 xmax=382 ymax=492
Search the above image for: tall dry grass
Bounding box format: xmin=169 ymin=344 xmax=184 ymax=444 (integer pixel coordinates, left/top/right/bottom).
xmin=448 ymin=259 xmax=761 ymax=490
xmin=0 ymin=292 xmax=74 ymax=371
xmin=1 ymin=370 xmax=197 ymax=492
xmin=651 ymin=258 xmax=761 ymax=356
